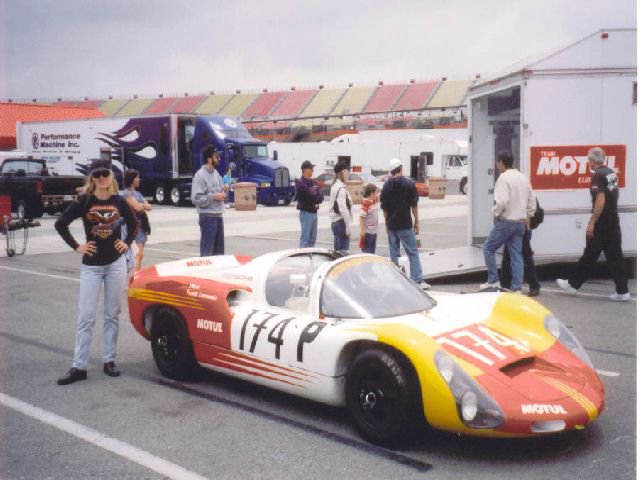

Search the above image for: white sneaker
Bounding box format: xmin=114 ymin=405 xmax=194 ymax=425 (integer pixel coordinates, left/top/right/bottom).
xmin=609 ymin=292 xmax=631 ymax=302
xmin=418 ymin=280 xmax=431 ymax=290
xmin=556 ymin=279 xmax=577 ymax=295
xmin=511 ymin=290 xmax=523 ymax=295
xmin=479 ymin=281 xmax=500 ymax=289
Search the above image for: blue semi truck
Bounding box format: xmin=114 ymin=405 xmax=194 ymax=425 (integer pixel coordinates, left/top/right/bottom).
xmin=16 ymin=115 xmax=295 ymax=206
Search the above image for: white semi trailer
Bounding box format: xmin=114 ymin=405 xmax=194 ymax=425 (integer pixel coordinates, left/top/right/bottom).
xmin=422 ymin=28 xmax=637 ymax=277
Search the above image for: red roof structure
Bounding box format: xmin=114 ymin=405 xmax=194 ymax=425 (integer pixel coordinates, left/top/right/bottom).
xmin=0 ymin=103 xmax=105 ymax=150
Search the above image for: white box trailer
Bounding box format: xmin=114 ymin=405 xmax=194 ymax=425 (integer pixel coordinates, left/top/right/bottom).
xmin=422 ymin=28 xmax=637 ymax=278
xmin=268 ymin=128 xmax=468 ymax=189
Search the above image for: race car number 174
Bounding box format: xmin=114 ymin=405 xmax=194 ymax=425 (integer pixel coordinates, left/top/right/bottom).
xmin=237 ymin=309 xmax=326 ymax=362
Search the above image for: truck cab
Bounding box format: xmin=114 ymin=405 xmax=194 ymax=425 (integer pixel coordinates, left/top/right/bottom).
xmin=147 ymin=115 xmax=294 ymax=206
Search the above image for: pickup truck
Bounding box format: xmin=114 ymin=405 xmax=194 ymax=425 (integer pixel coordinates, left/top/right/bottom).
xmin=0 ymin=157 xmax=85 ymax=219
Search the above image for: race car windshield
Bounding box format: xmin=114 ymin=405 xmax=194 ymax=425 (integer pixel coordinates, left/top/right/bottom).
xmin=321 ymin=257 xmax=435 ymax=318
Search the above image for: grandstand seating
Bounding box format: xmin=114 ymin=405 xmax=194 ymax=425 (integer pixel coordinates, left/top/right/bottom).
xmin=144 ymin=97 xmax=179 ymax=115
xmin=364 ymin=84 xmax=406 ymax=113
xmin=219 ymin=93 xmax=258 ymax=116
xmin=297 ymin=88 xmax=346 ymax=119
xmin=330 ymin=86 xmax=376 ymax=116
xmin=169 ymin=95 xmax=206 ymax=113
xmin=99 ymin=99 xmax=130 ymax=116
xmin=116 ymin=98 xmax=154 ymax=116
xmin=427 ymin=80 xmax=472 ymax=108
xmin=394 ymin=80 xmax=440 ymax=111
xmin=76 ymin=100 xmax=105 ymax=108
xmin=19 ymin=76 xmax=473 ymax=138
xmin=195 ymin=94 xmax=233 ymax=114
xmin=241 ymin=91 xmax=286 ymax=119
xmin=269 ymin=89 xmax=317 ymax=118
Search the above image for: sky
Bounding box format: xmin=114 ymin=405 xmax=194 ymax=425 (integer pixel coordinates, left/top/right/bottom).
xmin=0 ymin=0 xmax=636 ymax=101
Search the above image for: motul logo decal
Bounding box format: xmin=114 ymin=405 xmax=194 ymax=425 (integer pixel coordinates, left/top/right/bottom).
xmin=521 ymin=404 xmax=568 ymax=415
xmin=530 ymin=145 xmax=626 ymax=190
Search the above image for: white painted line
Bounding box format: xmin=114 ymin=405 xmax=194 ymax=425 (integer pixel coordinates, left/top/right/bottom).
xmin=0 ymin=392 xmax=208 ymax=480
xmin=596 ymin=369 xmax=621 ymax=377
xmin=0 ymin=265 xmax=79 ymax=282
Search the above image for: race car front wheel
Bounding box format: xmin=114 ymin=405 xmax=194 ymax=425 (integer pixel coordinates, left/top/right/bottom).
xmin=150 ymin=307 xmax=197 ymax=380
xmin=346 ymin=348 xmax=421 ymax=447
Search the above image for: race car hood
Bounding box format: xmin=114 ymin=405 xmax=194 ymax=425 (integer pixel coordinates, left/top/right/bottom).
xmin=424 ymin=292 xmax=593 ymax=403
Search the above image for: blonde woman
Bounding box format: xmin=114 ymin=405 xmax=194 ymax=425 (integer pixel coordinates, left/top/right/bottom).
xmin=55 ymin=159 xmax=137 ymax=385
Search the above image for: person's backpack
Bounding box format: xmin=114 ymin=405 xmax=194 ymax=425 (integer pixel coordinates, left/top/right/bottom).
xmin=530 ymin=198 xmax=544 ymax=229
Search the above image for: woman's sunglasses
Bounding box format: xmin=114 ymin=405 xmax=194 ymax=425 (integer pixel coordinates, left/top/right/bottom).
xmin=91 ymin=168 xmax=111 ymax=179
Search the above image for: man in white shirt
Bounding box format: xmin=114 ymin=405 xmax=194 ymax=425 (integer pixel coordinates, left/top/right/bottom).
xmin=481 ymin=151 xmax=536 ymax=292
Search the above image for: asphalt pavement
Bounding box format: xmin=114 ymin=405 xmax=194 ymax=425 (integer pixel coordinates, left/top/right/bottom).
xmin=0 ymin=194 xmax=635 ymax=480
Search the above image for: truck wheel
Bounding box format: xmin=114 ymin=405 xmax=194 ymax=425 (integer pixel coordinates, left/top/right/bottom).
xmin=170 ymin=186 xmax=182 ymax=206
xmin=150 ymin=307 xmax=197 ymax=380
xmin=346 ymin=347 xmax=422 ymax=447
xmin=154 ymin=185 xmax=168 ymax=204
xmin=459 ymin=177 xmax=468 ymax=195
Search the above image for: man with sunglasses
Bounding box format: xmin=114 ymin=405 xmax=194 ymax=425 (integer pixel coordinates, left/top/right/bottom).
xmin=191 ymin=146 xmax=227 ymax=256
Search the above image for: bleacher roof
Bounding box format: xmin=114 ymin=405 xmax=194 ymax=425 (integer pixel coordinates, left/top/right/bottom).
xmin=0 ymin=103 xmax=105 ymax=149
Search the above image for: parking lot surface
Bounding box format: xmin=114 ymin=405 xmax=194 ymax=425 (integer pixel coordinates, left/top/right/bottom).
xmin=0 ymin=196 xmax=635 ymax=479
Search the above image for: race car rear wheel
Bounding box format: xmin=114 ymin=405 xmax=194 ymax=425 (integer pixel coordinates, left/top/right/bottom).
xmin=150 ymin=307 xmax=197 ymax=380
xmin=346 ymin=348 xmax=421 ymax=447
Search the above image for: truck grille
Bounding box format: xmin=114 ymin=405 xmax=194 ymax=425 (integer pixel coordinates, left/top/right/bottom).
xmin=274 ymin=167 xmax=290 ymax=188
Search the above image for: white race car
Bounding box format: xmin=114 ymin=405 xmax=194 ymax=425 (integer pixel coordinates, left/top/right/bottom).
xmin=128 ymin=249 xmax=604 ymax=446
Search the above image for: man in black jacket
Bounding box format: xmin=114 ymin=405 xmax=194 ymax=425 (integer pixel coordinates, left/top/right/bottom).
xmin=557 ymin=147 xmax=630 ymax=301
xmin=380 ymin=158 xmax=429 ymax=289
xmin=295 ymin=160 xmax=324 ymax=247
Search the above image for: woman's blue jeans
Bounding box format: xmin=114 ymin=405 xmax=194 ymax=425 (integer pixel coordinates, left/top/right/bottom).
xmin=72 ymin=256 xmax=126 ymax=369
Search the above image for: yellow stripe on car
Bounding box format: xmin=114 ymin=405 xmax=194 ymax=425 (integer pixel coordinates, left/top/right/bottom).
xmin=128 ymin=288 xmax=206 ymax=311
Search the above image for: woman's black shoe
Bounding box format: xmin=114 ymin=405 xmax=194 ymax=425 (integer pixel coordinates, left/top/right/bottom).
xmin=103 ymin=362 xmax=121 ymax=377
xmin=57 ymin=368 xmax=87 ymax=385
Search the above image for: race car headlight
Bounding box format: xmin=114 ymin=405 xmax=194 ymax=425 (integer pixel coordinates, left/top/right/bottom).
xmin=260 ymin=182 xmax=271 ymax=188
xmin=544 ymin=314 xmax=594 ymax=369
xmin=435 ymin=350 xmax=504 ymax=429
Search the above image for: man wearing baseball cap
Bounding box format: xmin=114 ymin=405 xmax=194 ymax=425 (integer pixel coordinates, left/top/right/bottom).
xmin=295 ymin=160 xmax=324 ymax=247
xmin=380 ymin=158 xmax=429 ymax=289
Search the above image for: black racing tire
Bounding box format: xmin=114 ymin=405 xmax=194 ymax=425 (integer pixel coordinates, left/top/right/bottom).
xmin=346 ymin=347 xmax=422 ymax=447
xmin=150 ymin=307 xmax=197 ymax=380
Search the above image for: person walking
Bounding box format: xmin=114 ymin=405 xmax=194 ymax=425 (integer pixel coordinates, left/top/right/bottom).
xmin=359 ymin=183 xmax=379 ymax=254
xmin=55 ymin=159 xmax=137 ymax=385
xmin=380 ymin=158 xmax=428 ymax=289
xmin=481 ymin=151 xmax=536 ymax=293
xmin=191 ymin=146 xmax=226 ymax=256
xmin=328 ymin=161 xmax=353 ymax=253
xmin=556 ymin=147 xmax=630 ymax=301
xmin=500 ymin=229 xmax=541 ymax=296
xmin=295 ymin=160 xmax=324 ymax=247
xmin=122 ymin=169 xmax=151 ymax=273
